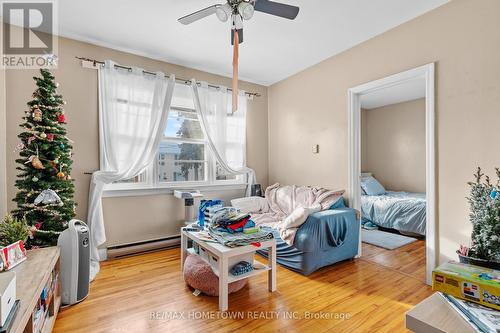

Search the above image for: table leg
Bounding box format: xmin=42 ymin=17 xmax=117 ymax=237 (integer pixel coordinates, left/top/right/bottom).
xmin=180 ymin=231 xmax=187 ymax=271
xmin=218 ymin=257 xmax=229 ymax=311
xmin=268 ymin=242 xmax=277 ymax=292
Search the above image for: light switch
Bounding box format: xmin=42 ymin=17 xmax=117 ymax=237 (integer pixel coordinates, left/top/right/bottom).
xmin=312 ymin=144 xmax=319 ymax=154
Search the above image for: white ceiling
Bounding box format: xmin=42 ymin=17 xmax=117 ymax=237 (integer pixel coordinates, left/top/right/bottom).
xmin=361 ymin=77 xmax=426 ymax=109
xmin=57 ymin=0 xmax=449 ymax=86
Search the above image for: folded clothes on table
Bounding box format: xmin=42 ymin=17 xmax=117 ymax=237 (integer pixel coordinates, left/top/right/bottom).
xmin=208 ymin=226 xmax=274 ymax=247
xmin=220 ymin=219 xmax=255 ymax=233
xmin=213 ymin=210 xmax=250 ymax=227
xmin=205 ymin=206 xmax=257 ymax=234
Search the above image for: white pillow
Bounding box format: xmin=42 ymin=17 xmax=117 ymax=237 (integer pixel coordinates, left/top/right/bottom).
xmin=231 ymin=196 xmax=269 ymax=214
xmin=280 ymin=204 xmax=321 ymax=230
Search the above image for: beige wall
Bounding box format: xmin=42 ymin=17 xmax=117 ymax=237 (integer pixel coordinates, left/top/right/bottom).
xmin=361 ymin=98 xmax=426 ymax=193
xmin=268 ymin=0 xmax=500 ymax=264
xmin=0 ymin=66 xmax=6 ymax=217
xmin=5 ymin=34 xmax=268 ymax=246
xmin=0 ymin=20 xmax=5 ymax=217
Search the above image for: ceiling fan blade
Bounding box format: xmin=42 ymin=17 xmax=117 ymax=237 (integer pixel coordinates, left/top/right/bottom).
xmin=178 ymin=5 xmax=220 ymax=25
xmin=253 ymin=0 xmax=299 ymax=20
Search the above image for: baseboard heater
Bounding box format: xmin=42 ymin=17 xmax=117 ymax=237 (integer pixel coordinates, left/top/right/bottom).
xmin=107 ymin=235 xmax=181 ymax=259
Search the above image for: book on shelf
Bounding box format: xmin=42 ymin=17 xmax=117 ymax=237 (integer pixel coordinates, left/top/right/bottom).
xmin=439 ymin=292 xmax=500 ymax=333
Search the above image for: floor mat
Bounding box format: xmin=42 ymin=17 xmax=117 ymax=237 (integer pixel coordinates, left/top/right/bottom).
xmin=362 ymin=229 xmax=417 ymax=250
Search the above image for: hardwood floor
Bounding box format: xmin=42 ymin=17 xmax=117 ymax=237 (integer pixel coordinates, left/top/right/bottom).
xmin=54 ymin=241 xmax=430 ymax=333
xmin=362 ymin=239 xmax=427 ymax=283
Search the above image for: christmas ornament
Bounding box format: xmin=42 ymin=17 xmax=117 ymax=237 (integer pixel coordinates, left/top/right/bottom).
xmin=47 ymin=133 xmax=54 ymax=141
xmin=66 ymin=175 xmax=72 ymax=180
xmin=56 ymin=171 xmax=65 ymax=179
xmin=60 ymin=143 xmax=65 ymax=149
xmin=57 ymin=114 xmax=65 ymax=123
xmin=39 ymin=132 xmax=47 ymax=139
xmin=34 ymin=189 xmax=62 ymax=205
xmin=14 ymin=143 xmax=25 ymax=152
xmin=27 ymin=136 xmax=36 ymax=145
xmin=490 ymin=188 xmax=498 ymax=200
xmin=32 ymin=176 xmax=39 ymax=182
xmin=53 ymin=158 xmax=59 ymax=164
xmin=27 ymin=155 xmax=45 ymax=169
xmin=33 ymin=108 xmax=42 ymax=122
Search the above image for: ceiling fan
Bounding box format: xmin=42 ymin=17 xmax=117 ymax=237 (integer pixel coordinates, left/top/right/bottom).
xmin=178 ymin=0 xmax=300 ymax=112
xmin=178 ymin=0 xmax=300 ymax=44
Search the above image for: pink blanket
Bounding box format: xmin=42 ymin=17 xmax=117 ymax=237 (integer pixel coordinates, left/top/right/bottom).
xmin=251 ymin=183 xmax=345 ymax=245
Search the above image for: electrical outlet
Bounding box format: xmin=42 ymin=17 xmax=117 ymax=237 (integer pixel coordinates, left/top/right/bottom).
xmin=312 ymin=144 xmax=319 ymax=154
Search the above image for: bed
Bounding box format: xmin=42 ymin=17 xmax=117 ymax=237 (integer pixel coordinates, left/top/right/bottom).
xmin=361 ymin=191 xmax=426 ymax=235
xmin=257 ymin=199 xmax=359 ymax=275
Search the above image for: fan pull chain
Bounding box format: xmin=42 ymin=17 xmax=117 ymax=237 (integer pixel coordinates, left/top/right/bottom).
xmin=232 ymin=29 xmax=239 ymax=114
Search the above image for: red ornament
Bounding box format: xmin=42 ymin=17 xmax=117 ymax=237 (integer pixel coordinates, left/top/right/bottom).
xmin=47 ymin=133 xmax=54 ymax=141
xmin=58 ymin=114 xmax=65 ymax=123
xmin=34 ymin=222 xmax=43 ymax=230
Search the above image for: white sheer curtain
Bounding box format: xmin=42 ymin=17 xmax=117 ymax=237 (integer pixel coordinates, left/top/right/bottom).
xmin=191 ymin=80 xmax=255 ymax=195
xmin=87 ymin=60 xmax=175 ymax=280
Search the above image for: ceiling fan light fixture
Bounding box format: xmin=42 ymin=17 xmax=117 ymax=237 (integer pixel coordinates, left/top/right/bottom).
xmin=216 ymin=3 xmax=232 ymax=22
xmin=238 ymin=2 xmax=254 ymax=20
xmin=232 ymin=14 xmax=243 ymax=30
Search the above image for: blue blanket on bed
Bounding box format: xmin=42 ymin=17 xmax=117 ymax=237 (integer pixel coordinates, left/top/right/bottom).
xmin=258 ymin=199 xmax=359 ymax=275
xmin=361 ymin=191 xmax=426 ymax=235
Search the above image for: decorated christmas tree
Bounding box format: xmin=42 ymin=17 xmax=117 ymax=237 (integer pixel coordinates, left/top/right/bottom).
xmin=465 ymin=167 xmax=500 ymax=262
xmin=12 ymin=69 xmax=75 ymax=247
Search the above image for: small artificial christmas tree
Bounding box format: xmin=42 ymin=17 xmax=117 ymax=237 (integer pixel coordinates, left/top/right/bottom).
xmin=465 ymin=167 xmax=500 ymax=262
xmin=12 ymin=69 xmax=75 ymax=247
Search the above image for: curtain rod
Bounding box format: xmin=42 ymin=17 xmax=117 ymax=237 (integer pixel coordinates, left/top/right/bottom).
xmin=75 ymin=56 xmax=261 ymax=98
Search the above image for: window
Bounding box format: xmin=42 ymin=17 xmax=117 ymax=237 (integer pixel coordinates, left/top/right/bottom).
xmin=107 ymin=83 xmax=244 ymax=192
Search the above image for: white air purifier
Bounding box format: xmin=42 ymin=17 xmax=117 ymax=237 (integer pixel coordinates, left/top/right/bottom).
xmin=58 ymin=219 xmax=90 ymax=305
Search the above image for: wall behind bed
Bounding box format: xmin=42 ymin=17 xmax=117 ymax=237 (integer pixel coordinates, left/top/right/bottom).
xmin=268 ymin=0 xmax=500 ymax=264
xmin=361 ymin=98 xmax=426 ymax=193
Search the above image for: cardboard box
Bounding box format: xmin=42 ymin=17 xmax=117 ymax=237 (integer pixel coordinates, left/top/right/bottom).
xmin=432 ymin=261 xmax=500 ymax=310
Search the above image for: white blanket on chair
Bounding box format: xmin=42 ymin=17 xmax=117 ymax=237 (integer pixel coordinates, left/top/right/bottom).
xmin=250 ymin=183 xmax=344 ymax=245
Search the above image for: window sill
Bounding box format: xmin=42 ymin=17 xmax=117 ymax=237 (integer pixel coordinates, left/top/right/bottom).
xmin=102 ymin=182 xmax=247 ymax=198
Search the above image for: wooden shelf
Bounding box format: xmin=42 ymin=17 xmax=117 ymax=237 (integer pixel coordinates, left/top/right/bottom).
xmin=6 ymin=247 xmax=60 ymax=333
xmin=41 ymin=296 xmax=60 ymax=333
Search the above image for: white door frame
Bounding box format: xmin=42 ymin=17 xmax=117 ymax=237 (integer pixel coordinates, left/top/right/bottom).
xmin=348 ymin=63 xmax=436 ymax=285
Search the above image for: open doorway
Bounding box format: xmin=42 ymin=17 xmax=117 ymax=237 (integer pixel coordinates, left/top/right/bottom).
xmin=348 ymin=64 xmax=435 ymax=284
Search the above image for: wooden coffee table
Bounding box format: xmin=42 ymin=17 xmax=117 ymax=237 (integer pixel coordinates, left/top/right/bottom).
xmin=181 ymin=229 xmax=277 ymax=311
